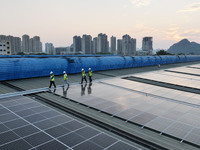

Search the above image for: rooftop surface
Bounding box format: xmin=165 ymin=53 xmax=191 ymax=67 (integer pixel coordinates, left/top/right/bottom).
xmin=1 ymin=61 xmax=200 ymax=150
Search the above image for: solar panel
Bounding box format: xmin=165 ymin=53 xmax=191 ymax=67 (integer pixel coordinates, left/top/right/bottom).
xmin=103 ymin=78 xmax=200 ymax=106
xmin=54 ymin=79 xmax=200 ymax=146
xmin=166 ymin=66 xmax=200 ymax=76
xmin=132 ymin=70 xmax=200 ymax=89
xmin=0 ymin=96 xmax=139 ymax=150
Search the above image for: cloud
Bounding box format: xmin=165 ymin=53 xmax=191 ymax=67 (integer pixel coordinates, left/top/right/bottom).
xmin=164 ymin=25 xmax=186 ymax=41
xmin=130 ymin=0 xmax=152 ymax=7
xmin=164 ymin=26 xmax=200 ymax=43
xmin=133 ymin=23 xmax=159 ymax=34
xmin=177 ymin=2 xmax=200 ymax=13
xmin=181 ymin=30 xmax=200 ymax=38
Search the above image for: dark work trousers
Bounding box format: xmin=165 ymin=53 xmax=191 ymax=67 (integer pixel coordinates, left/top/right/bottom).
xmin=49 ymin=81 xmax=56 ymax=88
xmin=89 ymin=76 xmax=92 ymax=83
xmin=81 ymin=76 xmax=87 ymax=84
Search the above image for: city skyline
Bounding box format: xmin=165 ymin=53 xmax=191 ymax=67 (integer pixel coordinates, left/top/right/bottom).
xmin=1 ymin=0 xmax=200 ymax=49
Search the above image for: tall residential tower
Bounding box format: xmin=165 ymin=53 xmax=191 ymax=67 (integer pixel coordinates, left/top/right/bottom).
xmin=110 ymin=36 xmax=116 ymax=54
xmin=82 ymin=34 xmax=92 ymax=54
xmin=142 ymin=37 xmax=153 ymax=55
xmin=97 ymin=33 xmax=108 ymax=53
xmin=73 ymin=36 xmax=82 ymax=53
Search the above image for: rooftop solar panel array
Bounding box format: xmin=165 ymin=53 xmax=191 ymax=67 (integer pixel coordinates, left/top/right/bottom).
xmin=164 ymin=65 xmax=200 ymax=78
xmin=103 ymin=78 xmax=200 ymax=106
xmin=0 ymin=96 xmax=139 ymax=150
xmin=133 ymin=70 xmax=200 ymax=89
xmin=54 ymin=65 xmax=200 ymax=146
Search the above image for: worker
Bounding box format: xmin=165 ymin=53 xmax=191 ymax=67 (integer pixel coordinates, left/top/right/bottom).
xmin=63 ymin=71 xmax=69 ymax=87
xmin=81 ymin=68 xmax=87 ymax=84
xmin=49 ymin=71 xmax=56 ymax=88
xmin=88 ymin=68 xmax=93 ymax=83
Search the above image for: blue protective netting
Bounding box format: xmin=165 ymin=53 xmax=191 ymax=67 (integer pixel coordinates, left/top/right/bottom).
xmin=0 ymin=55 xmax=200 ymax=81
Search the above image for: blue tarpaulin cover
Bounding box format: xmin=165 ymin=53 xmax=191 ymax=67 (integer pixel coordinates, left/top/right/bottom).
xmin=0 ymin=55 xmax=199 ymax=81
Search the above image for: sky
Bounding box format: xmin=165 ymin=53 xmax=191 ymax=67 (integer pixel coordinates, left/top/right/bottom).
xmin=0 ymin=0 xmax=200 ymax=49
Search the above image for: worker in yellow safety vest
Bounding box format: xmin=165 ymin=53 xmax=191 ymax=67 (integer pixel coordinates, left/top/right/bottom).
xmin=63 ymin=71 xmax=69 ymax=87
xmin=81 ymin=68 xmax=87 ymax=84
xmin=49 ymin=71 xmax=56 ymax=88
xmin=88 ymin=68 xmax=93 ymax=83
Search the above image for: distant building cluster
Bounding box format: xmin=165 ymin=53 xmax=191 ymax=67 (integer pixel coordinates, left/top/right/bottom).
xmin=0 ymin=34 xmax=42 ymax=55
xmin=73 ymin=33 xmax=139 ymax=56
xmin=22 ymin=35 xmax=42 ymax=54
xmin=1 ymin=34 xmax=153 ymax=56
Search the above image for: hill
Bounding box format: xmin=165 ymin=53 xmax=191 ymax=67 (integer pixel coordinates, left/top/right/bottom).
xmin=167 ymin=39 xmax=200 ymax=55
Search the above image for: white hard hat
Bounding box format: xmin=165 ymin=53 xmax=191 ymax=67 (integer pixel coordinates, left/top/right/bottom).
xmin=50 ymin=71 xmax=53 ymax=74
xmin=63 ymin=71 xmax=66 ymax=74
xmin=89 ymin=68 xmax=91 ymax=70
xmin=81 ymin=68 xmax=84 ymax=71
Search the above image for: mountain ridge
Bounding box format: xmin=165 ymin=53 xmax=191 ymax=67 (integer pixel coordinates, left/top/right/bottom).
xmin=167 ymin=39 xmax=200 ymax=55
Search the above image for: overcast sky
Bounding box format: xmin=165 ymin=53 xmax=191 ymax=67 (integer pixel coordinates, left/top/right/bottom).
xmin=0 ymin=0 xmax=200 ymax=49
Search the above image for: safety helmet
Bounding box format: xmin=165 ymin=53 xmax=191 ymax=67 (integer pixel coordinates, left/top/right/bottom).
xmin=81 ymin=68 xmax=84 ymax=71
xmin=89 ymin=68 xmax=91 ymax=70
xmin=63 ymin=71 xmax=66 ymax=74
xmin=50 ymin=71 xmax=53 ymax=74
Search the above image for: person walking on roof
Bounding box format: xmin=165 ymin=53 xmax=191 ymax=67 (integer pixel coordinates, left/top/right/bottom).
xmin=81 ymin=68 xmax=87 ymax=84
xmin=63 ymin=71 xmax=69 ymax=87
xmin=49 ymin=71 xmax=56 ymax=88
xmin=88 ymin=68 xmax=93 ymax=83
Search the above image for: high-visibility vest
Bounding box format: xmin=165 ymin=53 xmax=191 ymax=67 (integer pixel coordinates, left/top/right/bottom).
xmin=82 ymin=71 xmax=86 ymax=77
xmin=63 ymin=74 xmax=67 ymax=80
xmin=89 ymin=71 xmax=92 ymax=77
xmin=50 ymin=74 xmax=55 ymax=81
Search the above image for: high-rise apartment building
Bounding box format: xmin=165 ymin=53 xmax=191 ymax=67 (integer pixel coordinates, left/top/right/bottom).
xmin=130 ymin=38 xmax=136 ymax=56
xmin=82 ymin=34 xmax=92 ymax=54
xmin=33 ymin=36 xmax=40 ymax=53
xmin=29 ymin=38 xmax=33 ymax=53
xmin=117 ymin=39 xmax=122 ymax=55
xmin=97 ymin=33 xmax=108 ymax=53
xmin=40 ymin=42 xmax=42 ymax=52
xmin=14 ymin=37 xmax=21 ymax=54
xmin=110 ymin=36 xmax=116 ymax=54
xmin=0 ymin=35 xmax=7 ymax=40
xmin=122 ymin=34 xmax=136 ymax=56
xmin=0 ymin=40 xmax=11 ymax=55
xmin=73 ymin=36 xmax=82 ymax=53
xmin=22 ymin=34 xmax=30 ymax=53
xmin=45 ymin=43 xmax=55 ymax=55
xmin=142 ymin=37 xmax=153 ymax=55
xmin=92 ymin=37 xmax=98 ymax=54
xmin=7 ymin=36 xmax=15 ymax=54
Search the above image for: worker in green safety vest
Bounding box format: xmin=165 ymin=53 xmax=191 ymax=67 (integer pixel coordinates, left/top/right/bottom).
xmin=88 ymin=68 xmax=93 ymax=83
xmin=81 ymin=68 xmax=87 ymax=84
xmin=49 ymin=71 xmax=56 ymax=88
xmin=63 ymin=71 xmax=69 ymax=87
